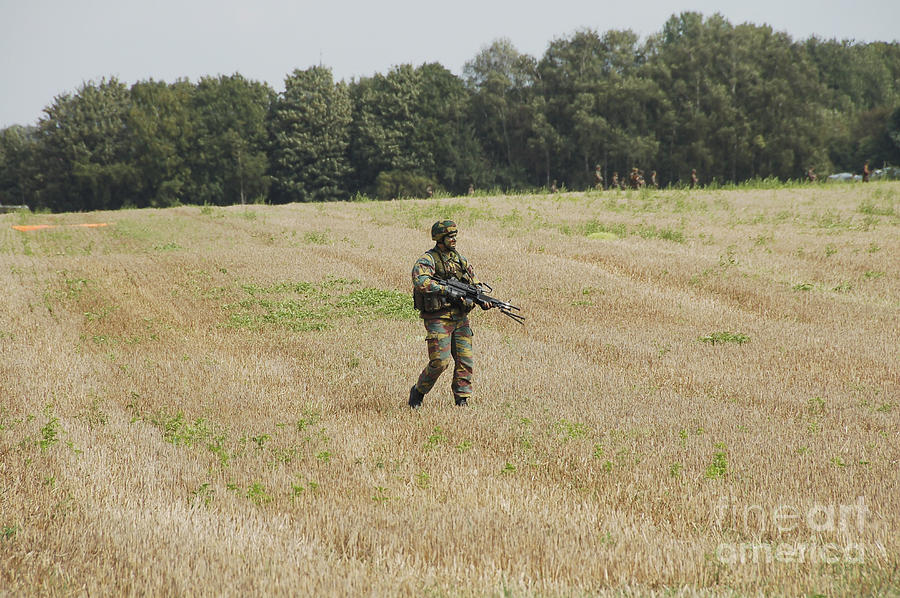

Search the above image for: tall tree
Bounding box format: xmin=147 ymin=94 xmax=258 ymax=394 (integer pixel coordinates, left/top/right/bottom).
xmin=648 ymin=13 xmax=733 ymax=183
xmin=348 ymin=65 xmax=428 ymax=193
xmin=34 ymin=78 xmax=135 ymax=212
xmin=190 ymin=74 xmax=273 ymax=205
xmin=0 ymin=125 xmax=39 ymax=206
xmin=463 ymin=39 xmax=538 ymax=187
xmin=537 ymin=28 xmax=662 ymax=187
xmin=268 ymin=67 xmax=351 ymax=203
xmin=732 ymin=24 xmax=827 ymax=179
xmin=126 ymin=79 xmax=194 ymax=208
xmin=524 ymin=95 xmax=563 ymax=187
xmin=413 ymin=63 xmax=488 ymax=193
xmin=852 ymin=105 xmax=900 ymax=168
xmin=648 ymin=13 xmax=827 ymax=182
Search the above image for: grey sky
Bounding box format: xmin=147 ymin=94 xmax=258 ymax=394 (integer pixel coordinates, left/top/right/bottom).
xmin=2 ymin=0 xmax=898 ymax=128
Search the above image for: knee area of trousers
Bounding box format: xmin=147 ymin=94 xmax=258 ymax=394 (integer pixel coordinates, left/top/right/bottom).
xmin=429 ymin=357 xmax=452 ymax=372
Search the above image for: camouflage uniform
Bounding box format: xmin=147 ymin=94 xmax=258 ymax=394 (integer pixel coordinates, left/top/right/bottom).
xmin=410 ymin=221 xmax=482 ymax=406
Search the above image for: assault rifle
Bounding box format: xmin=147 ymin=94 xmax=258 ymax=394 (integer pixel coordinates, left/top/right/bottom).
xmin=444 ymin=278 xmax=525 ymax=324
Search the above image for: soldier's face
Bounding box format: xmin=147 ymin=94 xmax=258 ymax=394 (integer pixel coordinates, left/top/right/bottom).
xmin=442 ymin=233 xmax=457 ymax=250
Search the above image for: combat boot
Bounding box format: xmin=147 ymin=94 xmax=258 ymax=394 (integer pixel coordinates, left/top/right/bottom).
xmin=454 ymin=396 xmax=468 ymax=407
xmin=409 ymin=386 xmax=425 ymax=408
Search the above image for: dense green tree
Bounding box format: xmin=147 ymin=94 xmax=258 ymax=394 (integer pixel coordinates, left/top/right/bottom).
xmin=413 ymin=63 xmax=489 ymax=193
xmin=463 ymin=39 xmax=538 ymax=187
xmin=190 ymin=74 xmax=273 ymax=205
xmin=348 ymin=65 xmax=429 ymax=193
xmin=0 ymin=125 xmax=39 ymax=206
xmin=126 ymin=79 xmax=194 ymax=208
xmin=648 ymin=13 xmax=745 ymax=183
xmin=851 ymin=105 xmax=900 ymax=168
xmin=538 ymin=28 xmax=662 ymax=187
xmin=268 ymin=67 xmax=352 ymax=203
xmin=348 ymin=63 xmax=489 ymax=194
xmin=805 ymin=38 xmax=871 ymax=114
xmin=799 ymin=39 xmax=900 ymax=171
xmin=538 ymin=29 xmax=609 ymax=186
xmin=524 ymin=95 xmax=562 ymax=187
xmin=648 ymin=13 xmax=828 ymax=183
xmin=740 ymin=26 xmax=827 ymax=179
xmin=34 ymin=78 xmax=135 ymax=212
xmin=889 ymin=107 xmax=900 ymax=155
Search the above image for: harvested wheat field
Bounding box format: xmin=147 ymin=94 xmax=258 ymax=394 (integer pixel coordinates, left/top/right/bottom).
xmin=1 ymin=183 xmax=898 ymax=597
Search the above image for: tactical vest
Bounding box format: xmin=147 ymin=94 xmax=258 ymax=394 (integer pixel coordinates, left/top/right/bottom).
xmin=413 ymin=249 xmax=469 ymax=314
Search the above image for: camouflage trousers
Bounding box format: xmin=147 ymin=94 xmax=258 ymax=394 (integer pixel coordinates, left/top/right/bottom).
xmin=414 ymin=317 xmax=474 ymax=399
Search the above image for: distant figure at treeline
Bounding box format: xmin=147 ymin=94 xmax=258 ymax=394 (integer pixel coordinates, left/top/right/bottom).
xmin=862 ymin=161 xmax=871 ymax=182
xmin=629 ymin=168 xmax=644 ymax=189
xmin=690 ymin=169 xmax=699 ymax=189
xmin=594 ymin=165 xmax=604 ymax=190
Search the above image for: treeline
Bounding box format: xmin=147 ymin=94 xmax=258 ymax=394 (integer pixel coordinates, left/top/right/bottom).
xmin=2 ymin=12 xmax=900 ymax=211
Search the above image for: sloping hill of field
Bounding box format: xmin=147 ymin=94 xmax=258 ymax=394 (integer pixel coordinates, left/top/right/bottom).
xmin=1 ymin=183 xmax=898 ymax=596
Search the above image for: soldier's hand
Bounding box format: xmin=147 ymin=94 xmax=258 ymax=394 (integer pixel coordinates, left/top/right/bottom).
xmin=461 ymin=297 xmax=475 ymax=309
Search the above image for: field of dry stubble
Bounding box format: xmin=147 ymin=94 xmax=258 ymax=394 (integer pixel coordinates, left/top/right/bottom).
xmin=0 ymin=182 xmax=898 ymax=597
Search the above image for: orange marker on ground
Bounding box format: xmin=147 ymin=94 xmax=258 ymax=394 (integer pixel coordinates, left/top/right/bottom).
xmin=12 ymin=224 xmax=55 ymax=232
xmin=12 ymin=222 xmax=112 ymax=232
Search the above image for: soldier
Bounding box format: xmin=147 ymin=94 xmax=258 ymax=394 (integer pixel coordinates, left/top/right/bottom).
xmin=611 ymin=171 xmax=619 ymax=190
xmin=862 ymin=161 xmax=871 ymax=183
xmin=594 ymin=164 xmax=604 ymax=190
xmin=550 ymin=180 xmax=559 ymax=193
xmin=690 ymin=169 xmax=699 ymax=189
xmin=409 ymin=221 xmax=493 ymax=408
xmin=650 ymin=170 xmax=659 ymax=189
xmin=806 ymin=167 xmax=817 ymax=183
xmin=467 ymin=183 xmax=475 ymax=196
xmin=426 ymin=185 xmax=434 ymax=198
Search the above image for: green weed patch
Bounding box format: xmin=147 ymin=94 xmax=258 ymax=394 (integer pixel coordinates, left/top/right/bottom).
xmin=636 ymin=224 xmax=686 ymax=243
xmin=705 ymin=448 xmax=729 ymax=479
xmin=581 ymin=219 xmax=684 ymax=243
xmin=152 ymin=411 xmax=214 ymax=446
xmin=583 ymin=220 xmax=626 ymax=239
xmin=337 ymin=288 xmax=418 ymax=320
xmin=223 ymin=277 xmax=417 ymax=331
xmin=858 ymin=199 xmax=895 ymax=217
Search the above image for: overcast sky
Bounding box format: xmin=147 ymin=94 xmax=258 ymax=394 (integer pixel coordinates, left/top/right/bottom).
xmin=2 ymin=0 xmax=898 ymax=128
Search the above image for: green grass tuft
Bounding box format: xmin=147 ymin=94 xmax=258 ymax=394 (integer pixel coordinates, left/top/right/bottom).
xmin=699 ymin=332 xmax=750 ymax=345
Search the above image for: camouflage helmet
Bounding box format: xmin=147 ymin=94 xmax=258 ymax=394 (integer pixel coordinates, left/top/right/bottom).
xmin=431 ymin=220 xmax=458 ymax=241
